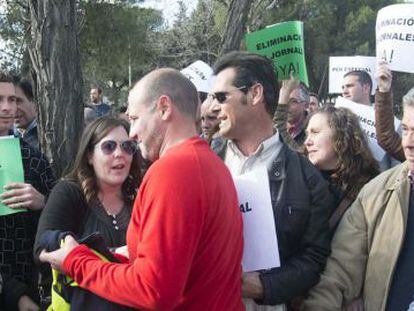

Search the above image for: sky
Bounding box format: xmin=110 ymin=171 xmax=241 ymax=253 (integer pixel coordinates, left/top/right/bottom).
xmin=138 ymin=0 xmax=198 ymax=26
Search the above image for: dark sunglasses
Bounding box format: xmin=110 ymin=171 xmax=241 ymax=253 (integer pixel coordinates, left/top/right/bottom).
xmin=99 ymin=140 xmax=137 ymax=156
xmin=209 ymin=85 xmax=249 ymax=104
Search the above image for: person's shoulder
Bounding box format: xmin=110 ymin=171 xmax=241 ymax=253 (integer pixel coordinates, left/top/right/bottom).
xmin=150 ymin=138 xmax=219 ymax=177
xmin=19 ymin=138 xmax=48 ymax=163
xmin=54 ymin=179 xmax=81 ymax=192
xmin=361 ymin=162 xmax=407 ymax=193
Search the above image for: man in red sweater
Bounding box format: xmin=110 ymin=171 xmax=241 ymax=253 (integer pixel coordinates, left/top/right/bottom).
xmin=40 ymin=68 xmax=244 ymax=310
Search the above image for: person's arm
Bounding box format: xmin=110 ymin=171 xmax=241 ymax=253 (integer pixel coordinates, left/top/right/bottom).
xmin=249 ymin=158 xmax=332 ymax=305
xmin=1 ymin=274 xmax=39 ymax=311
xmin=375 ymin=61 xmax=405 ymax=162
xmin=274 ymin=78 xmax=304 ymax=152
xmin=33 ymin=181 xmax=85 ymax=261
xmin=302 ymin=189 xmax=369 ymax=311
xmin=56 ymin=166 xmax=207 ymax=309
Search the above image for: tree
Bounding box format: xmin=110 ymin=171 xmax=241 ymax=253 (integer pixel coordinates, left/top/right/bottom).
xmin=80 ymin=1 xmax=162 ymax=105
xmin=152 ymin=0 xmax=222 ymax=69
xmin=28 ymin=0 xmax=83 ymax=178
xmin=219 ymin=0 xmax=253 ymax=55
xmin=256 ymin=0 xmax=408 ymax=102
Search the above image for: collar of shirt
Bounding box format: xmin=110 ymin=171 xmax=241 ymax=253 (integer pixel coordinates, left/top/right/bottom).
xmin=225 ymin=131 xmax=282 ymax=175
xmin=13 ymin=119 xmax=37 ymax=137
xmin=408 ymin=170 xmax=414 ymax=187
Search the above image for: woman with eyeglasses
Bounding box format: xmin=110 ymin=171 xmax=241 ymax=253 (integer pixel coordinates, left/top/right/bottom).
xmin=34 ymin=116 xmax=141 ymax=310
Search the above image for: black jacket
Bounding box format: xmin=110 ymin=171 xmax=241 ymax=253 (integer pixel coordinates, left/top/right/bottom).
xmin=215 ymin=140 xmax=333 ymax=305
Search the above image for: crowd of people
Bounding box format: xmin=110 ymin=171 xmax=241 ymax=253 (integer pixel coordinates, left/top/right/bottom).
xmin=1 ymin=47 xmax=414 ymax=311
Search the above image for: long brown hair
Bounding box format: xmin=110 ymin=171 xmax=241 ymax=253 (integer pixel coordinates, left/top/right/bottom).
xmin=65 ymin=116 xmax=141 ymax=205
xmin=313 ymin=106 xmax=379 ymax=199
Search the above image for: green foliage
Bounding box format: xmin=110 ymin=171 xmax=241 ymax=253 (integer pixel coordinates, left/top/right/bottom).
xmin=80 ymin=1 xmax=162 ymax=105
xmin=0 ymin=1 xmax=28 ymax=72
xmin=151 ymin=0 xmax=222 ymax=70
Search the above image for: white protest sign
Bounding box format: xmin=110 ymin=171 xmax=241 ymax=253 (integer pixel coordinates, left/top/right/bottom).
xmin=232 ymin=166 xmax=280 ymax=272
xmin=376 ymin=4 xmax=414 ymax=73
xmin=335 ymin=97 xmax=401 ymax=162
xmin=180 ymin=60 xmax=214 ymax=93
xmin=329 ymin=56 xmax=377 ymax=95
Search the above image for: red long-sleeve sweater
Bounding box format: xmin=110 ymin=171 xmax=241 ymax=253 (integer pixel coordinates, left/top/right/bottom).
xmin=63 ymin=137 xmax=244 ymax=310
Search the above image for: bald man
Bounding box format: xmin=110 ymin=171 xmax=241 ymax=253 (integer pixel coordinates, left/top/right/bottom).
xmin=40 ymin=68 xmax=244 ymax=310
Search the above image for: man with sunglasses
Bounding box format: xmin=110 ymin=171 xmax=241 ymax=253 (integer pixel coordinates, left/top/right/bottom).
xmin=211 ymin=51 xmax=333 ymax=309
xmin=39 ymin=68 xmax=244 ymax=310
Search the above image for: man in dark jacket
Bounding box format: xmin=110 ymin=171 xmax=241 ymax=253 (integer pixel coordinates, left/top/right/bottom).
xmin=0 ymin=70 xmax=55 ymax=310
xmin=211 ymin=51 xmax=333 ymax=309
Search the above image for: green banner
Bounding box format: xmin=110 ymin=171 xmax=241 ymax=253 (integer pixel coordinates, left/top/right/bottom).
xmin=245 ymin=21 xmax=309 ymax=86
xmin=0 ymin=136 xmax=26 ymax=216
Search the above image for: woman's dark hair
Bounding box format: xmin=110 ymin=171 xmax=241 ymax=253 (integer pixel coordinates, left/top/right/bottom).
xmin=313 ymin=106 xmax=379 ymax=198
xmin=65 ymin=116 xmax=141 ymax=205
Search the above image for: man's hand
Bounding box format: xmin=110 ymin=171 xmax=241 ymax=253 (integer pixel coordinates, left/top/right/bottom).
xmin=39 ymin=235 xmax=79 ymax=272
xmin=279 ymin=73 xmax=300 ymax=105
xmin=242 ymin=272 xmax=264 ymax=299
xmin=18 ymin=295 xmax=39 ymax=311
xmin=1 ymin=182 xmax=45 ymax=210
xmin=376 ymin=61 xmax=392 ymax=93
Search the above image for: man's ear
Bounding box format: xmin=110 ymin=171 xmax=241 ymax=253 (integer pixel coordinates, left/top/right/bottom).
xmin=156 ymin=95 xmax=172 ymax=120
xmin=251 ymin=83 xmax=265 ymax=106
xmin=362 ymin=83 xmax=371 ymax=95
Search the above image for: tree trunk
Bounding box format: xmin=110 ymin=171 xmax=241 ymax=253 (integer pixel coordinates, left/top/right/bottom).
xmin=219 ymin=0 xmax=253 ymax=55
xmin=28 ymin=0 xmax=83 ymax=178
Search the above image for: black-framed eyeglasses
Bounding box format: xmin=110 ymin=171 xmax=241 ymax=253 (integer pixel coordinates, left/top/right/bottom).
xmin=99 ymin=140 xmax=138 ymax=156
xmin=209 ymin=85 xmax=249 ymax=104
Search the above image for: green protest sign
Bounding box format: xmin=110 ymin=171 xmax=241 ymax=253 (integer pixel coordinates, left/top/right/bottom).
xmin=0 ymin=136 xmax=26 ymax=216
xmin=245 ymin=21 xmax=309 ymax=86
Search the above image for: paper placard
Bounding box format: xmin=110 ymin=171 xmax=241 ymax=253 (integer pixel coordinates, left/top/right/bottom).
xmin=376 ymin=4 xmax=414 ymax=73
xmin=329 ymin=56 xmax=377 ymax=95
xmin=0 ymin=136 xmax=26 ymax=216
xmin=232 ymin=166 xmax=280 ymax=272
xmin=335 ymin=97 xmax=401 ymax=162
xmin=180 ymin=60 xmax=214 ymax=93
xmin=245 ymin=21 xmax=309 ymax=85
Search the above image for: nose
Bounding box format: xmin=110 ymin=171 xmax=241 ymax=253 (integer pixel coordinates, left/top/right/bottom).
xmin=111 ymin=144 xmax=123 ymax=157
xmin=304 ymin=135 xmax=312 ymax=147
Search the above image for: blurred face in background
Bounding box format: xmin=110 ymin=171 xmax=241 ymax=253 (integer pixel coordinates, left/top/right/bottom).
xmin=200 ymin=98 xmax=220 ymax=138
xmin=15 ymin=85 xmax=37 ymax=130
xmin=309 ymin=94 xmax=319 ymax=113
xmin=90 ymin=88 xmax=102 ymax=104
xmin=288 ymin=88 xmax=306 ymax=124
xmin=341 ymin=75 xmax=370 ymax=105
